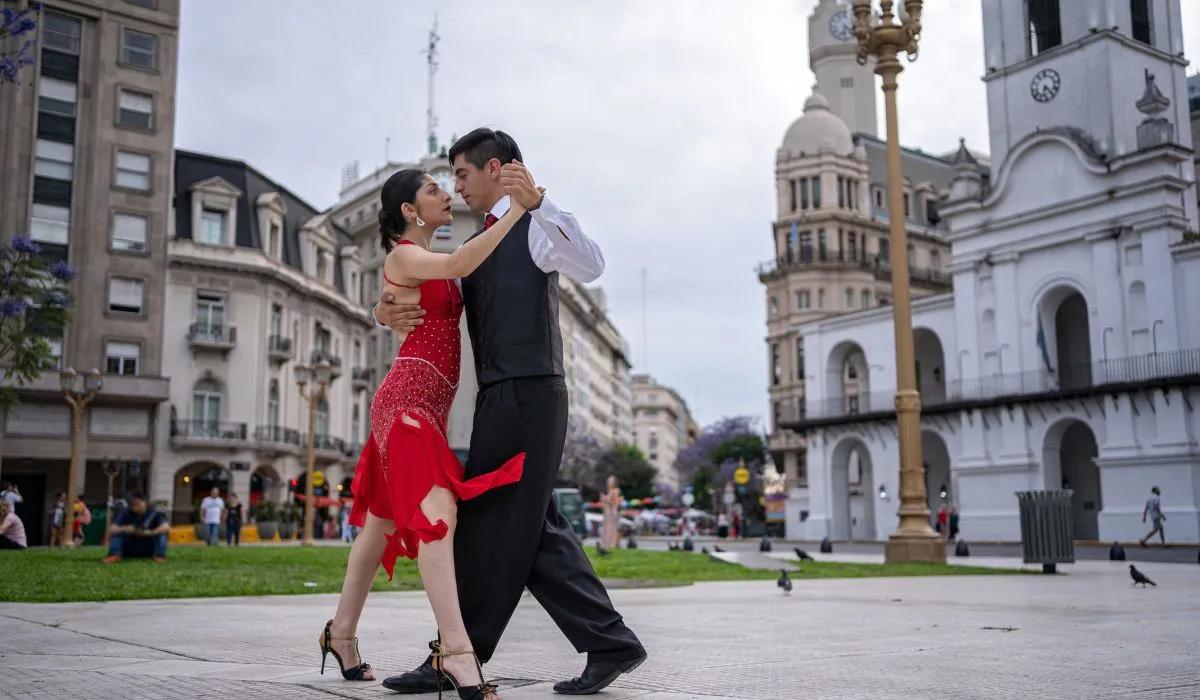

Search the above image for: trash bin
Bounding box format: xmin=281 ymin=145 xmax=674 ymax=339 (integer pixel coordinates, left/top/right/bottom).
xmin=1015 ymin=490 xmax=1075 ymax=573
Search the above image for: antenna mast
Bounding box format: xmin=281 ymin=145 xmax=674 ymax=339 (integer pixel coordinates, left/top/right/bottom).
xmin=422 ymin=15 xmax=441 ymax=155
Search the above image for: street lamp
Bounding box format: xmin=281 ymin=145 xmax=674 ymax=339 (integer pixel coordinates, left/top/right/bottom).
xmin=59 ymin=367 xmax=102 ymax=547
xmin=102 ymin=457 xmax=122 ymax=546
xmin=296 ymin=360 xmax=334 ymax=546
xmin=851 ymin=0 xmax=944 ymax=564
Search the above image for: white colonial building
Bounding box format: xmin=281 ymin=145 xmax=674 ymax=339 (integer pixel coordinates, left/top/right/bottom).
xmin=785 ymin=0 xmax=1200 ymax=544
xmin=154 ymin=150 xmax=373 ymax=522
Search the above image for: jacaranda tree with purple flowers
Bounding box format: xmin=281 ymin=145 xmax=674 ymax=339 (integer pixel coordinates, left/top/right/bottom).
xmin=0 ymin=3 xmax=42 ymax=85
xmin=0 ymin=235 xmax=74 ymax=408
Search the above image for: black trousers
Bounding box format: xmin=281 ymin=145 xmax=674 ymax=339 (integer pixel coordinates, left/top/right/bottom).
xmin=453 ymin=376 xmax=642 ymax=664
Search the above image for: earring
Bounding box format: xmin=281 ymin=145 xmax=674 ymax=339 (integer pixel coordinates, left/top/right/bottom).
xmin=414 ymin=215 xmax=426 ymax=227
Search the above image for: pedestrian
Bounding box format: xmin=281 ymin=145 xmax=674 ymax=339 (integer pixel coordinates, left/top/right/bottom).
xmin=601 ymin=475 xmax=622 ymax=549
xmin=340 ymin=506 xmax=353 ymax=542
xmin=948 ymin=505 xmax=960 ymax=542
xmin=1139 ymin=486 xmax=1166 ymax=547
xmin=48 ymin=491 xmax=66 ymax=547
xmin=199 ymin=487 xmax=224 ymax=546
xmin=103 ymin=492 xmax=170 ymax=563
xmin=936 ymin=503 xmax=948 ymax=537
xmin=1 ymin=482 xmax=22 ymax=510
xmin=71 ymin=493 xmax=90 ymax=546
xmin=225 ymin=493 xmax=243 ymax=546
xmin=0 ymin=498 xmax=27 ymax=550
xmin=717 ymin=512 xmax=730 ymax=539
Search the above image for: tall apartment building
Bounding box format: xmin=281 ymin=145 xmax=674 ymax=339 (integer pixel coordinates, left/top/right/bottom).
xmin=332 ymin=151 xmax=634 ymax=450
xmin=760 ymin=0 xmax=985 ymax=518
xmin=0 ymin=0 xmax=179 ymax=545
xmin=156 ymin=150 xmax=373 ymax=523
xmin=631 ymin=374 xmax=698 ymax=489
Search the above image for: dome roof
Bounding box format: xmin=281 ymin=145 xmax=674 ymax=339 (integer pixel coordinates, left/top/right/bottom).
xmin=780 ymin=91 xmax=854 ymax=157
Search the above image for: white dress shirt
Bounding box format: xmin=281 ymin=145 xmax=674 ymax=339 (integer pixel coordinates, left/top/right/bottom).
xmin=373 ymin=195 xmax=604 ymax=327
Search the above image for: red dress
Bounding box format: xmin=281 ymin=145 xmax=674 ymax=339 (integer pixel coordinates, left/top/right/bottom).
xmin=350 ymin=241 xmax=525 ymax=578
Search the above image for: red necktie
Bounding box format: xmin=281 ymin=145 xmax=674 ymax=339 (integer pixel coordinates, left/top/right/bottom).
xmin=484 ymin=214 xmax=498 ymax=230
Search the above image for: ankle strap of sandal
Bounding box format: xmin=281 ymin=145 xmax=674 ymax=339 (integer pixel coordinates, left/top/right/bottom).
xmin=428 ymin=640 xmax=479 ymax=658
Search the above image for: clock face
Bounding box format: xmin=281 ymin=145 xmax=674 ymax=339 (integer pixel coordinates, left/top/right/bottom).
xmin=829 ymin=9 xmax=855 ymax=42
xmin=1030 ymin=68 xmax=1061 ymax=103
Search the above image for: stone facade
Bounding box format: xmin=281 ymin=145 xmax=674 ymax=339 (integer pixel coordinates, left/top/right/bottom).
xmin=631 ymin=374 xmax=699 ymax=489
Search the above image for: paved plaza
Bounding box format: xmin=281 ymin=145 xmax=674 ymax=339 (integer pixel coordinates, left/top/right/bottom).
xmin=2 ymin=552 xmax=1198 ymax=699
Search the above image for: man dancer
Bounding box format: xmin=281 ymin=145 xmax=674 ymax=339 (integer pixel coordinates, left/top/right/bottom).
xmin=375 ymin=128 xmax=645 ymax=695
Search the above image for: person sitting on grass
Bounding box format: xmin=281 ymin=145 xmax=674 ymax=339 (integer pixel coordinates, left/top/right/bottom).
xmin=0 ymin=499 xmax=27 ymax=550
xmin=103 ymin=492 xmax=170 ymax=564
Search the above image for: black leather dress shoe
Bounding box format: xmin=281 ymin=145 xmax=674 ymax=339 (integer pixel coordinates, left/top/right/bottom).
xmin=381 ymin=659 xmax=453 ymax=694
xmin=553 ymin=648 xmax=648 ymax=695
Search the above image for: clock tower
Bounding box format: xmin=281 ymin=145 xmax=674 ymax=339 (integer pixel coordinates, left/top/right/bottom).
xmin=808 ymin=0 xmax=877 ymax=137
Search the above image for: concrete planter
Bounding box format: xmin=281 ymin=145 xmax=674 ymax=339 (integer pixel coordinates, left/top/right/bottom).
xmin=256 ymin=522 xmax=278 ymax=540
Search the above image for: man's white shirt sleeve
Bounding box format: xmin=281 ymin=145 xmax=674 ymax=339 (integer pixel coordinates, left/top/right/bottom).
xmin=527 ymin=197 xmax=605 ymax=283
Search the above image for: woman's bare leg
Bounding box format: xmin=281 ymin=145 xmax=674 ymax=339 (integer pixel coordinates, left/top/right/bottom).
xmin=326 ymin=512 xmax=393 ymax=679
xmin=417 ymin=484 xmax=495 ymax=697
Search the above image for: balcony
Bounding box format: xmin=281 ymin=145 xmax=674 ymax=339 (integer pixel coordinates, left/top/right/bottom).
xmin=301 ymin=433 xmax=351 ymax=462
xmin=267 ymin=335 xmax=294 ymax=364
xmin=188 ymin=323 xmax=237 ymax=353
xmin=309 ymin=350 xmax=343 ymax=377
xmin=783 ymin=348 xmax=1200 ymax=432
xmin=254 ymin=424 xmax=301 ymax=453
xmin=755 ymin=253 xmax=951 ymax=289
xmin=351 ymin=367 xmax=373 ymax=392
xmin=170 ymin=419 xmax=248 ymax=449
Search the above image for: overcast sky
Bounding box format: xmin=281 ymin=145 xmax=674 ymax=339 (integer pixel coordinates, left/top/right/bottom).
xmin=176 ymin=1 xmax=1200 ymax=429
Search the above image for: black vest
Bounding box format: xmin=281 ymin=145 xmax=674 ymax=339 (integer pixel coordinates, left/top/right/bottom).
xmin=462 ymin=213 xmax=565 ymax=387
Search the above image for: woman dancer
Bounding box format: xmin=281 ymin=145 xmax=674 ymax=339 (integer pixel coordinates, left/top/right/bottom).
xmin=318 ymin=168 xmax=530 ymax=699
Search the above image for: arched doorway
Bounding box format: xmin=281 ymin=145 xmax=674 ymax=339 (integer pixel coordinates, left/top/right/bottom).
xmin=829 ymin=438 xmax=875 ymax=541
xmin=922 ymin=430 xmax=951 ymax=530
xmin=826 ymin=342 xmax=870 ymax=415
xmin=914 ymin=328 xmax=946 ymax=404
xmin=1038 ymin=286 xmax=1092 ymax=390
xmin=171 ymin=462 xmax=230 ymax=524
xmin=251 ymin=464 xmax=283 ymax=507
xmin=1042 ymin=419 xmax=1101 ymax=540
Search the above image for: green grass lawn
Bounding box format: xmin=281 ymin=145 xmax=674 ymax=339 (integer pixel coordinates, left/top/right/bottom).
xmin=0 ymin=545 xmax=1019 ymax=604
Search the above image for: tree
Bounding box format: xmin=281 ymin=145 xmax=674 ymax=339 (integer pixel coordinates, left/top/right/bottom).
xmin=674 ymin=416 xmax=768 ymax=516
xmin=557 ymin=417 xmax=605 ymax=499
xmin=1 ymin=4 xmax=42 ymax=84
xmin=597 ymin=443 xmax=656 ymax=501
xmin=1 ymin=236 xmax=74 ymax=408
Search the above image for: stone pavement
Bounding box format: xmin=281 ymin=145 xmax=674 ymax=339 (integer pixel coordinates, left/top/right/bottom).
xmin=2 ymin=558 xmax=1198 ymax=699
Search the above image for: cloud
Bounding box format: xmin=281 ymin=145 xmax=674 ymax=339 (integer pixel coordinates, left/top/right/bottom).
xmin=177 ymin=0 xmax=1199 ymax=426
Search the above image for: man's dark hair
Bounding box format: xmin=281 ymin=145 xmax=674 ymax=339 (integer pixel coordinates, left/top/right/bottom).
xmin=448 ymin=128 xmax=522 ymax=170
xmin=130 ymin=491 xmax=147 ymax=501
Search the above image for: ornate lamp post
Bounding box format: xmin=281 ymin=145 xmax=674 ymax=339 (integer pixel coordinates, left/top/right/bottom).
xmin=295 ymin=360 xmax=334 ymax=546
xmin=59 ymin=368 xmax=102 ymax=547
xmin=851 ymin=0 xmax=944 ymax=563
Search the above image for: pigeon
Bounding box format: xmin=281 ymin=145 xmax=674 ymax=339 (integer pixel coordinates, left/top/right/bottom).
xmin=713 ymin=545 xmax=725 ymax=553
xmin=793 ymin=547 xmax=814 ymax=561
xmin=1129 ymin=564 xmax=1156 ymax=587
xmin=1109 ymin=541 xmax=1126 ymax=561
xmin=626 ymin=536 xmax=638 ymax=550
xmin=701 ymin=546 xmax=709 ymax=554
xmin=682 ymin=536 xmax=694 ymax=552
xmin=955 ymin=540 xmax=970 ymax=557
xmin=820 ymin=536 xmax=833 ymax=553
xmin=595 ymin=542 xmax=609 ymax=557
xmin=759 ymin=536 xmax=773 ymax=552
xmin=668 ymin=541 xmax=679 ymax=551
xmin=777 ymin=569 xmax=793 ymax=595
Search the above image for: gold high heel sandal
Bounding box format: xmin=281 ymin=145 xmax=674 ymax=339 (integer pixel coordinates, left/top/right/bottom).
xmin=429 ymin=639 xmax=498 ymax=699
xmin=318 ymin=620 xmax=374 ymax=681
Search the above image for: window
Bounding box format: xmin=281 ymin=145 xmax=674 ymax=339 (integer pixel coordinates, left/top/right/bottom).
xmin=316 ymin=250 xmax=329 ymax=281
xmin=784 ymin=228 xmax=795 ymax=263
xmin=800 ymin=178 xmax=810 ymax=210
xmin=43 ymin=13 xmax=82 ymax=54
xmin=796 ymin=338 xmax=805 ymax=379
xmin=789 ymin=179 xmax=797 ymax=212
xmin=198 ymin=208 xmax=225 ymax=245
xmin=818 ymin=229 xmax=828 ymax=260
xmin=38 ymin=77 xmax=77 ymax=117
xmin=797 ymin=290 xmax=810 ymax=310
xmin=846 ymin=362 xmax=858 ymax=380
xmin=196 ymin=292 xmax=226 ymax=331
xmin=352 ymin=404 xmax=361 ymax=442
xmin=847 ymin=396 xmax=860 ymax=415
xmin=799 ymin=231 xmax=813 ymax=262
xmin=1026 ymin=0 xmax=1062 ymax=57
xmin=268 ymin=222 xmax=281 ymax=258
xmin=903 ymin=193 xmax=911 ymax=218
xmin=1130 ymin=0 xmax=1152 ymax=44
xmin=270 ymin=304 xmax=283 ymax=338
xmin=845 ymin=288 xmax=855 ymax=309
xmin=773 ymin=402 xmax=781 ymax=431
xmin=908 ymin=243 xmax=915 ymax=266
xmin=879 ymin=237 xmax=890 ymax=260
xmin=117 ymin=88 xmax=153 ymax=129
xmin=818 ymin=288 xmax=826 ymax=309
xmin=314 ymin=324 xmax=332 ymax=354
xmin=108 ymin=277 xmax=143 ymax=313
xmin=926 ymin=199 xmax=941 ymax=225
xmin=315 ymin=398 xmax=330 ymax=436
xmin=350 ymin=272 xmax=358 ymax=301
xmin=771 ymin=343 xmax=780 ymax=386
xmin=192 ymin=379 xmax=222 ymax=430
xmin=46 ymin=338 xmax=64 ymax=369
xmin=115 ymin=150 xmax=151 ymax=190
xmin=930 ymin=250 xmax=941 ymax=270
xmin=105 ymin=341 xmax=139 ymax=375
xmin=861 ymin=289 xmax=871 ymax=308
xmin=30 ymin=203 xmax=70 ymax=245
xmin=874 ymin=186 xmax=884 ymax=208
xmin=850 ymin=180 xmax=859 ymax=211
xmin=837 ymin=175 xmax=845 ymax=208
xmin=769 ymin=297 xmax=778 ymax=318
xmin=848 ymin=232 xmax=858 ymax=261
xmin=648 ymin=429 xmax=659 ymax=450
xmin=120 ymin=28 xmax=158 ymax=69
xmin=111 ymin=213 xmax=147 ymax=252
xmin=34 ymin=139 xmax=74 ymax=181
xmin=811 ymin=176 xmax=822 ymax=208
xmin=267 ymin=380 xmax=279 ymax=427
